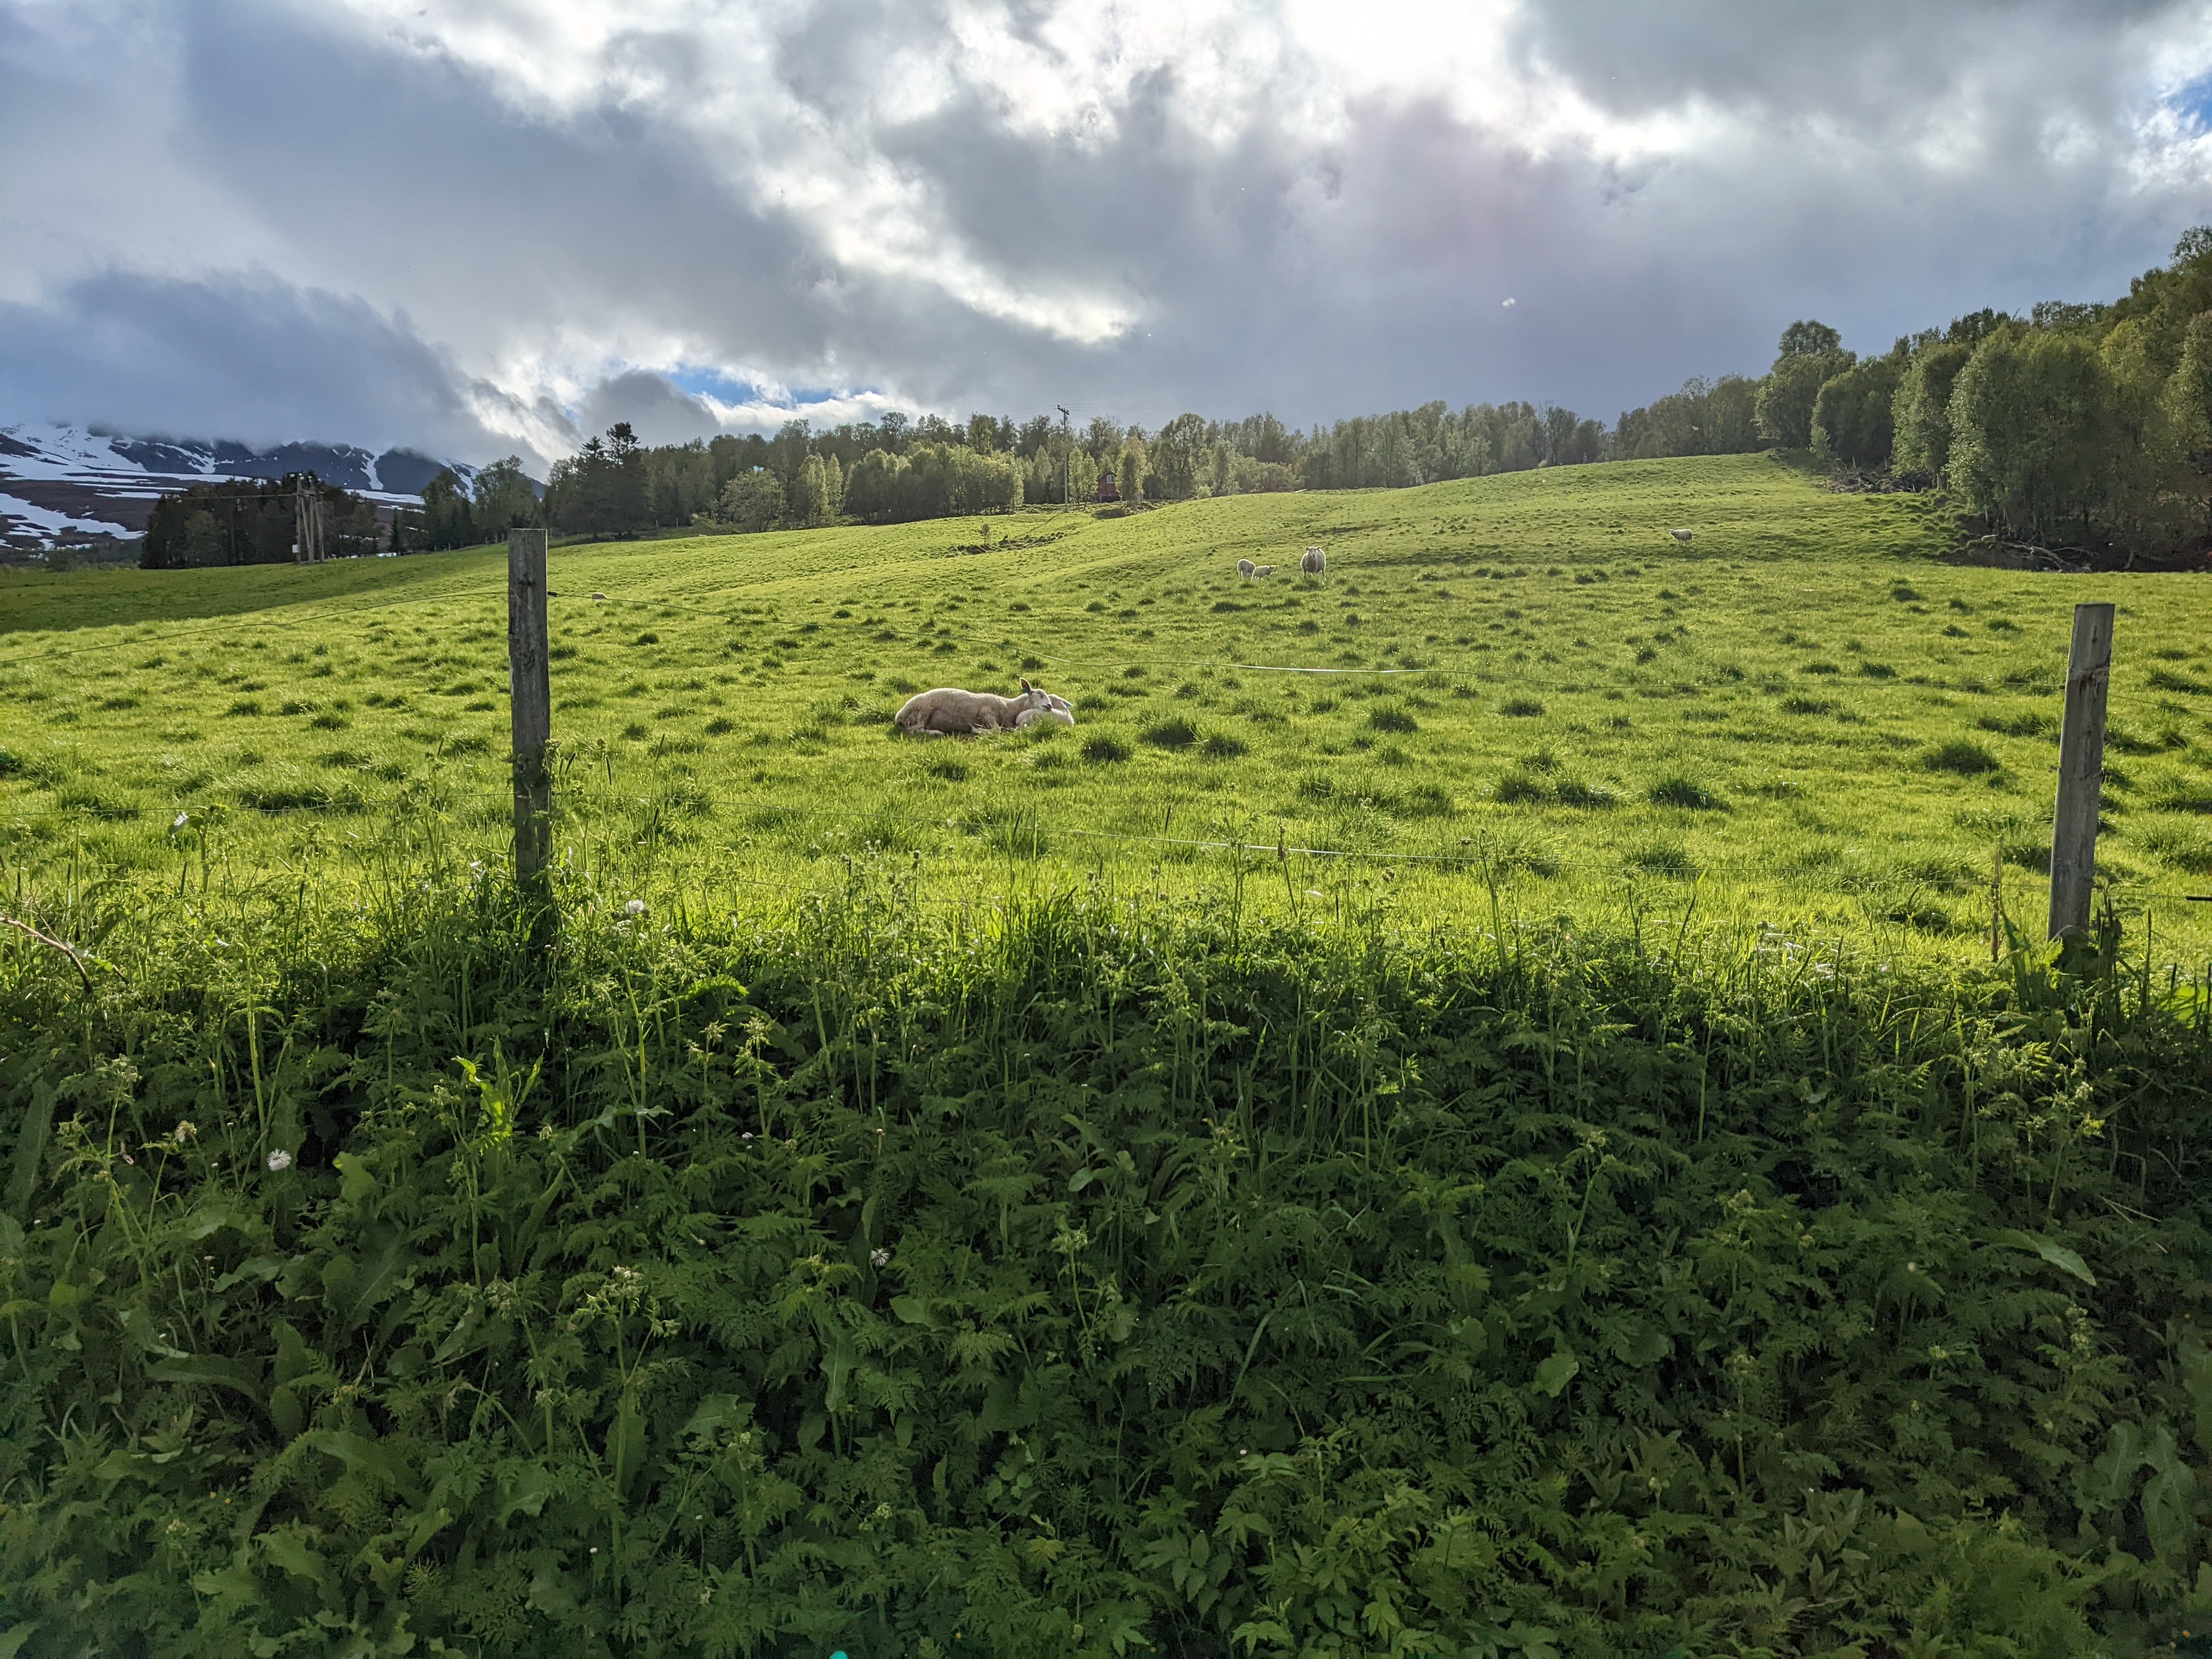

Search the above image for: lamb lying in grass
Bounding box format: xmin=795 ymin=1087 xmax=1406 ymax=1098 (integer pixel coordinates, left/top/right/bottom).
xmin=895 ymin=679 xmax=1053 ymax=736
xmin=1252 ymin=564 xmax=1274 ymax=578
xmin=1014 ymin=692 xmax=1075 ymax=729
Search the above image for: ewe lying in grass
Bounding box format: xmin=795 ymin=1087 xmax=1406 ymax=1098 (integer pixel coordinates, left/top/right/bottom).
xmin=895 ymin=678 xmax=1054 ymax=736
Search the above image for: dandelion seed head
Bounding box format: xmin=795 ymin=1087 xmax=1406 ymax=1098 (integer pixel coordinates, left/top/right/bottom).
xmin=625 ymin=899 xmax=647 ymax=916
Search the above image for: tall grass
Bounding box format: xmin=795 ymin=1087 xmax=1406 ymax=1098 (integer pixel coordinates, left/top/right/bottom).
xmin=2 ymin=829 xmax=2210 ymax=1656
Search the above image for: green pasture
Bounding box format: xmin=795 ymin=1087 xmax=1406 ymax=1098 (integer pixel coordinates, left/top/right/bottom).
xmin=5 ymin=453 xmax=2211 ymax=954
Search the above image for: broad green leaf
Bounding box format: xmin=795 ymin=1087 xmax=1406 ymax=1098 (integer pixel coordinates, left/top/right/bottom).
xmin=1532 ymin=1351 xmax=1579 ymax=1397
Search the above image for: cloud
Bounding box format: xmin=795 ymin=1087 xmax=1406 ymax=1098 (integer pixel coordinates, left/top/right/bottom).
xmin=0 ymin=268 xmax=528 ymax=458
xmin=4 ymin=0 xmax=2211 ymax=461
xmin=574 ymin=371 xmax=720 ymax=448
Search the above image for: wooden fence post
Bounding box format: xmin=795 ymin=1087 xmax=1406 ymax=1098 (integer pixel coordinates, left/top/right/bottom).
xmin=508 ymin=528 xmax=552 ymax=888
xmin=2047 ymin=601 xmax=2113 ymax=944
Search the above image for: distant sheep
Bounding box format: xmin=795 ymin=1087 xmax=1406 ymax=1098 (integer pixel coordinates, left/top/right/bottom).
xmin=1015 ymin=692 xmax=1076 ymax=730
xmin=1301 ymin=546 xmax=1326 ymax=575
xmin=1237 ymin=558 xmax=1256 ymax=578
xmin=895 ymin=679 xmax=1051 ymax=737
xmin=1669 ymin=528 xmax=1693 ymax=544
xmin=1252 ymin=564 xmax=1274 ymax=578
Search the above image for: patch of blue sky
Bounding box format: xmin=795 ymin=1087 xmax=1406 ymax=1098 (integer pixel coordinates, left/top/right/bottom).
xmin=665 ymin=365 xmax=884 ymax=421
xmin=667 ymin=364 xmax=761 ymax=401
xmin=2164 ymin=73 xmax=2212 ymax=132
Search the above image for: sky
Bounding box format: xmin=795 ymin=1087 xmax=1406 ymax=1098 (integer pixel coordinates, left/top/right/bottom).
xmin=4 ymin=0 xmax=2212 ymax=470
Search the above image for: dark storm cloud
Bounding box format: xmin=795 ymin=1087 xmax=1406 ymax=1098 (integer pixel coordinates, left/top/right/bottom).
xmin=0 ymin=268 xmax=520 ymax=456
xmin=4 ymin=0 xmax=2211 ymax=462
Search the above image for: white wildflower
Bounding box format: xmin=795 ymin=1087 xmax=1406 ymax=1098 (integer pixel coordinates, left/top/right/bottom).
xmin=625 ymin=899 xmax=647 ymax=916
xmin=266 ymin=1149 xmax=294 ymax=1172
xmin=870 ymin=1247 xmax=891 ymax=1268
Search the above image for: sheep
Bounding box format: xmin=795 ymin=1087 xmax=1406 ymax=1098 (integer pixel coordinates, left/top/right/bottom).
xmin=895 ymin=678 xmax=1052 ymax=737
xmin=1237 ymin=558 xmax=1256 ymax=578
xmin=1669 ymin=528 xmax=1693 ymax=544
xmin=1301 ymin=546 xmax=1326 ymax=575
xmin=1252 ymin=564 xmax=1274 ymax=578
xmin=1014 ymin=692 xmax=1076 ymax=730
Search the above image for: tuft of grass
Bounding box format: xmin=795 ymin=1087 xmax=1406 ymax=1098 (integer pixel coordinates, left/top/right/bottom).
xmin=1923 ymin=740 xmax=2002 ymax=776
xmin=1649 ymin=776 xmax=1728 ymax=811
xmin=1141 ymin=716 xmax=1199 ymax=750
xmin=1500 ymin=697 xmax=1545 ymax=718
xmin=1554 ymin=778 xmax=1619 ymax=809
xmin=1628 ymin=840 xmax=1699 ymax=877
xmin=1369 ymin=706 xmax=1418 ymax=734
xmin=1081 ymin=735 xmax=1131 ymax=764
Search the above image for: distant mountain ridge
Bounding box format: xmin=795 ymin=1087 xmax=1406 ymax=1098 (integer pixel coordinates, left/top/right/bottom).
xmin=0 ymin=421 xmax=470 ymax=551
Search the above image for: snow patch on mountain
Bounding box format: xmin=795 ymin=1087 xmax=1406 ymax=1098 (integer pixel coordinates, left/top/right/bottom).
xmin=0 ymin=421 xmax=468 ymax=551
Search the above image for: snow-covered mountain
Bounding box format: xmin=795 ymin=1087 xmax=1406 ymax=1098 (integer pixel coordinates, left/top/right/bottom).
xmin=0 ymin=421 xmax=470 ymax=551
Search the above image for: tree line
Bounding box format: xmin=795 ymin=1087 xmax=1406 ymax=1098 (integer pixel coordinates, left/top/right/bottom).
xmin=1613 ymin=227 xmax=2212 ymax=556
xmin=510 ymin=397 xmax=1620 ymax=543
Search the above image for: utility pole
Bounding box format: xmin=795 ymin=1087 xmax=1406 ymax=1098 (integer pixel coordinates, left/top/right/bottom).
xmin=1058 ymin=405 xmax=1072 ymax=507
xmin=292 ymin=476 xmax=327 ymax=562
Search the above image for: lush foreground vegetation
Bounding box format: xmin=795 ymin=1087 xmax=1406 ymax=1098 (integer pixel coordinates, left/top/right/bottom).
xmin=1 ymin=849 xmax=2209 ymax=1657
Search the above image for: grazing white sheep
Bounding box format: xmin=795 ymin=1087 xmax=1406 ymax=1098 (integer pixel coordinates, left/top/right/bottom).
xmin=1252 ymin=564 xmax=1274 ymax=578
xmin=1301 ymin=546 xmax=1326 ymax=575
xmin=1669 ymin=528 xmax=1694 ymax=544
xmin=1237 ymin=558 xmax=1256 ymax=578
xmin=895 ymin=678 xmax=1052 ymax=736
xmin=1015 ymin=692 xmax=1075 ymax=730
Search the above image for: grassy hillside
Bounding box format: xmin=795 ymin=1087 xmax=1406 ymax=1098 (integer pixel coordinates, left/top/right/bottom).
xmin=5 ymin=453 xmax=2211 ymax=956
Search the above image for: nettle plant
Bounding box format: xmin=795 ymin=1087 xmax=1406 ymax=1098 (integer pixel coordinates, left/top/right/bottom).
xmin=1 ymin=857 xmax=2210 ymax=1657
